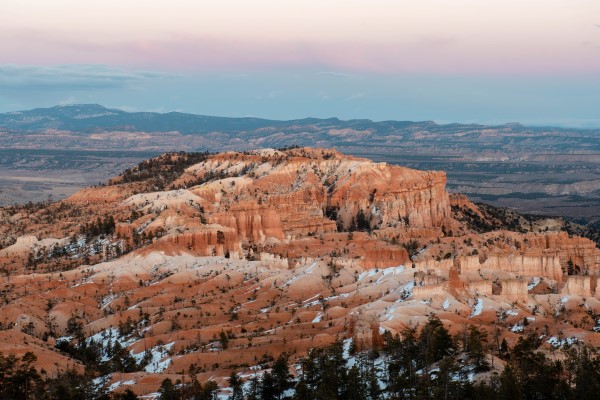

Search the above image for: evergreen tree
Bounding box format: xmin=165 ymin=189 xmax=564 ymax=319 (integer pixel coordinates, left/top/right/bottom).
xmin=202 ymin=380 xmax=219 ymax=400
xmin=466 ymin=325 xmax=489 ymax=372
xmin=569 ymin=346 xmax=600 ymax=400
xmin=419 ymin=314 xmax=454 ymax=367
xmin=272 ymin=354 xmax=293 ymax=400
xmin=498 ymin=365 xmax=523 ymax=400
xmin=344 ymin=365 xmax=367 ymax=400
xmin=228 ymin=372 xmax=244 ymax=400
xmin=247 ymin=376 xmax=261 ymax=400
xmin=158 ymin=378 xmax=177 ymax=400
xmin=293 ymin=380 xmax=312 ymax=400
xmin=183 ymin=379 xmax=203 ymax=400
xmin=261 ymin=372 xmax=277 ymax=400
xmin=114 ymin=389 xmax=139 ymax=400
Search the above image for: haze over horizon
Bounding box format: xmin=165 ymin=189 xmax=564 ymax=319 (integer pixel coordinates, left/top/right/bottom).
xmin=1 ymin=0 xmax=600 ymax=127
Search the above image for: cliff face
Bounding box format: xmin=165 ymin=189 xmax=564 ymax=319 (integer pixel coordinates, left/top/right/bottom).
xmin=153 ymin=227 xmax=242 ymax=256
xmin=106 ymin=148 xmax=456 ymax=258
xmin=501 ymin=279 xmax=528 ymax=301
xmin=522 ymin=232 xmax=600 ymax=275
xmin=562 ymin=276 xmax=592 ymax=297
xmin=459 ymin=255 xmax=564 ymax=282
xmin=182 ymin=149 xmax=455 ymax=238
xmin=325 ymin=161 xmax=452 ymax=230
xmin=4 ymin=147 xmax=600 ymax=396
xmin=209 ymin=205 xmax=286 ymax=242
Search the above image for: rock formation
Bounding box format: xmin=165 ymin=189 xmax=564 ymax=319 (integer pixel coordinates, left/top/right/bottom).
xmin=501 ymin=279 xmax=528 ymax=301
xmin=1 ymin=147 xmax=600 ymax=396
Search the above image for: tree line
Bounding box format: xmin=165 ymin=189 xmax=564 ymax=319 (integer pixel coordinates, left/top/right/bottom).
xmin=3 ymin=315 xmax=600 ymax=399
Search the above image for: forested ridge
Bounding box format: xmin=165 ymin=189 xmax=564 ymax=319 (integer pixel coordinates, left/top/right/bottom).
xmin=2 ymin=315 xmax=600 ymax=400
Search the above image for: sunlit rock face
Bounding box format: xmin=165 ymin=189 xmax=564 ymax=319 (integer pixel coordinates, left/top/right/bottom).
xmin=2 ymin=147 xmax=600 ymax=396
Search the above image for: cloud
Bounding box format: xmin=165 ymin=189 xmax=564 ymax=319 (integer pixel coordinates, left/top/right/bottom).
xmin=582 ymin=41 xmax=600 ymax=49
xmin=317 ymin=91 xmax=329 ymax=101
xmin=58 ymin=96 xmax=78 ymax=105
xmin=0 ymin=64 xmax=174 ymax=89
xmin=347 ymin=93 xmax=365 ymax=101
xmin=316 ymin=71 xmax=355 ymax=79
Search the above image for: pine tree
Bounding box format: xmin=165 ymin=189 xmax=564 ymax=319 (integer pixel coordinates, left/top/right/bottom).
xmin=247 ymin=376 xmax=261 ymax=400
xmin=272 ymin=354 xmax=293 ymax=400
xmin=158 ymin=378 xmax=177 ymax=400
xmin=466 ymin=325 xmax=489 ymax=372
xmin=261 ymin=372 xmax=277 ymax=400
xmin=344 ymin=365 xmax=367 ymax=400
xmin=203 ymin=380 xmax=219 ymax=400
xmin=229 ymin=372 xmax=244 ymax=400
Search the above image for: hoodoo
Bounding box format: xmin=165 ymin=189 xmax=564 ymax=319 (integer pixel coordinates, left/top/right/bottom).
xmin=1 ymin=147 xmax=600 ymax=397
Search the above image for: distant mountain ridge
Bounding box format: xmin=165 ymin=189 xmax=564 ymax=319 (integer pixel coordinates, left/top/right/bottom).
xmin=0 ymin=104 xmax=282 ymax=133
xmin=0 ymin=103 xmax=558 ymax=134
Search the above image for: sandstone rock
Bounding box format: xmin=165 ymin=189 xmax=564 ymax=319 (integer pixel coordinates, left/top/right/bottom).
xmin=501 ymin=279 xmax=528 ymax=302
xmin=562 ymin=276 xmax=592 ymax=297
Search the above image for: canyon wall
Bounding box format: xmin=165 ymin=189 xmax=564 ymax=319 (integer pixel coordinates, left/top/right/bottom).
xmin=459 ymin=255 xmax=563 ymax=281
xmin=561 ymin=276 xmax=592 ymax=297
xmin=501 ymin=279 xmax=528 ymax=301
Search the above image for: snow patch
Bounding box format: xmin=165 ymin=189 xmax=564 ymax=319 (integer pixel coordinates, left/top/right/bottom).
xmin=442 ymin=298 xmax=450 ymax=310
xmin=131 ymin=342 xmax=175 ymax=373
xmin=528 ymin=277 xmax=541 ymax=291
xmin=470 ymin=298 xmax=483 ymax=317
xmin=547 ymin=336 xmax=579 ymax=348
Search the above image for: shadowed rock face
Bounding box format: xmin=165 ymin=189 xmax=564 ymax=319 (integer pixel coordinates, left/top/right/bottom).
xmin=1 ymin=147 xmax=600 ymax=396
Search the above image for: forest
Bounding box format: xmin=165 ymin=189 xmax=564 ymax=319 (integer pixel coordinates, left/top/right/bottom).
xmin=2 ymin=315 xmax=600 ymax=400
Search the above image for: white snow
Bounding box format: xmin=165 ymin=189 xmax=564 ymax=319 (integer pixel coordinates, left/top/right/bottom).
xmin=384 ymin=306 xmax=396 ymax=321
xmin=56 ymin=335 xmax=73 ymax=344
xmin=92 ymin=375 xmax=110 ymax=390
xmin=546 ymin=336 xmax=579 ymax=348
xmin=86 ymin=327 xmax=138 ymax=362
xmin=528 ymin=277 xmax=541 ymax=290
xmin=86 ymin=327 xmax=173 ymax=372
xmin=357 ymin=268 xmax=379 ymax=282
xmin=470 ymin=298 xmax=483 ymax=317
xmin=396 ymin=281 xmax=415 ymax=300
xmin=108 ymin=379 xmax=136 ymax=392
xmin=305 ymin=262 xmax=318 ymax=274
xmin=131 ymin=342 xmax=175 ymax=373
xmin=312 ymin=312 xmax=323 ymax=323
xmin=442 ymin=298 xmax=450 ymax=310
xmin=100 ymin=294 xmax=117 ymax=309
xmin=375 ymin=265 xmax=405 ymax=284
xmin=302 ymin=294 xmax=320 ymax=304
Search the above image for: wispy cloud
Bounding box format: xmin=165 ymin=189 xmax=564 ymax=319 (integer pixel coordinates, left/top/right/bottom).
xmin=0 ymin=64 xmax=174 ymax=89
xmin=347 ymin=93 xmax=365 ymax=101
xmin=316 ymin=71 xmax=355 ymax=79
xmin=582 ymin=41 xmax=600 ymax=49
xmin=58 ymin=96 xmax=78 ymax=105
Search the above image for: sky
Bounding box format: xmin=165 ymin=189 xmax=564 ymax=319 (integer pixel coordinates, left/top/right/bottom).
xmin=1 ymin=0 xmax=599 ymax=126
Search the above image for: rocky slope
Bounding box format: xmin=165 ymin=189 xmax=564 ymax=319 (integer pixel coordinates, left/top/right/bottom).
xmin=1 ymin=147 xmax=600 ymax=397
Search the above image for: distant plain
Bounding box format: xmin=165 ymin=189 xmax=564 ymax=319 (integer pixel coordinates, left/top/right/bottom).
xmin=1 ymin=105 xmax=599 ymax=224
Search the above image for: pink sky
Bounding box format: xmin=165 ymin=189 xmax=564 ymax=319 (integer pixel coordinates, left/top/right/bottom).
xmin=2 ymin=0 xmax=599 ymax=75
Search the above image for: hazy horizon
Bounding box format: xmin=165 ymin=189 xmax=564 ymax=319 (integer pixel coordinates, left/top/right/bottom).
xmin=3 ymin=101 xmax=600 ymax=130
xmin=1 ymin=1 xmax=599 ymax=127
